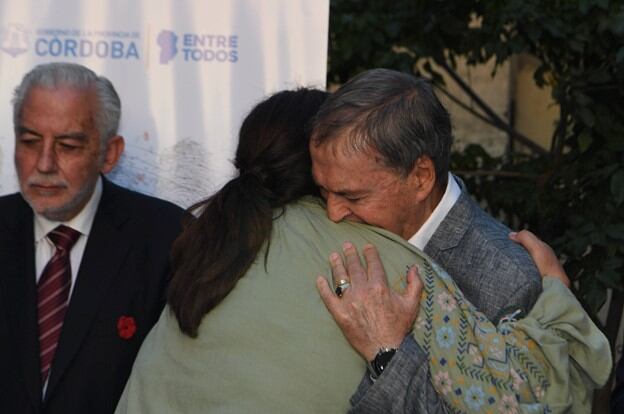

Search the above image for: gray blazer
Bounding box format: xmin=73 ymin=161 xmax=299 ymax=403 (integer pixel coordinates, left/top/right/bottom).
xmin=349 ymin=187 xmax=542 ymax=413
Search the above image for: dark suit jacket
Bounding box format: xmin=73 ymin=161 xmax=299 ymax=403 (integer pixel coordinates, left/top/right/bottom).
xmin=0 ymin=178 xmax=184 ymax=414
xmin=349 ymin=185 xmax=542 ymax=413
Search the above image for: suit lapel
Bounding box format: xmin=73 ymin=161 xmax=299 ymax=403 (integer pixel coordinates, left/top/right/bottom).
xmin=1 ymin=197 xmax=43 ymax=409
xmin=45 ymin=179 xmax=132 ymax=398
xmin=424 ymin=190 xmax=473 ymax=254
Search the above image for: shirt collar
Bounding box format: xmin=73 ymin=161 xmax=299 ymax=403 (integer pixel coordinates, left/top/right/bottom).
xmin=408 ymin=173 xmax=461 ymax=250
xmin=34 ymin=176 xmax=103 ymax=242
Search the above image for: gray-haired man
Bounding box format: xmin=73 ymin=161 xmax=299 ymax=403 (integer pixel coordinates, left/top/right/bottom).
xmin=0 ymin=62 xmax=183 ymax=413
xmin=311 ymin=68 xmax=541 ymax=412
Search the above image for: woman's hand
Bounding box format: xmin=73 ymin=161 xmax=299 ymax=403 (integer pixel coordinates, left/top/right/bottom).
xmin=509 ymin=230 xmax=570 ymax=288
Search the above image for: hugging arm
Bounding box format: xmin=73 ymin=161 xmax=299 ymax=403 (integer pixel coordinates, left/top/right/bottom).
xmin=316 ymin=243 xmax=448 ymax=413
xmin=509 ymin=230 xmax=569 ymax=287
xmin=317 ymin=233 xmax=567 ymax=413
xmin=315 ymin=242 xmax=421 ymax=361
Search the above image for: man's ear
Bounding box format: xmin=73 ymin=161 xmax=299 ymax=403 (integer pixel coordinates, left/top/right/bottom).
xmin=100 ymin=135 xmax=125 ymax=174
xmin=406 ymin=156 xmax=437 ymax=202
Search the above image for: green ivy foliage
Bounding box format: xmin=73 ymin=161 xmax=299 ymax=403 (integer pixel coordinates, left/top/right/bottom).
xmin=329 ymin=0 xmax=624 ymax=323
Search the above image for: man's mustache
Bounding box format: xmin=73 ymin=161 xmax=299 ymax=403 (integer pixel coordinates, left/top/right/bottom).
xmin=27 ymin=175 xmax=69 ymax=188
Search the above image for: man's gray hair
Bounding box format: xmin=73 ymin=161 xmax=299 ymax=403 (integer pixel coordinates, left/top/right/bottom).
xmin=12 ymin=62 xmax=121 ymax=143
xmin=311 ymin=68 xmax=453 ymax=187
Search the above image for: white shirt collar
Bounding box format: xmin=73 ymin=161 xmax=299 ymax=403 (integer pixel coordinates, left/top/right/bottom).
xmin=408 ymin=173 xmax=461 ymax=250
xmin=34 ymin=176 xmax=103 ymax=242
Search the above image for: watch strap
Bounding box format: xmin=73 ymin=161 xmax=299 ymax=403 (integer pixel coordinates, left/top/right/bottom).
xmin=367 ymin=347 xmax=398 ymax=380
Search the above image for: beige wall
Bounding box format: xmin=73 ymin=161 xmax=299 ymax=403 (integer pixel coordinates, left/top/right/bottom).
xmin=511 ymin=54 xmax=558 ymax=151
xmin=434 ymin=54 xmax=556 ymax=156
xmin=437 ymin=56 xmax=511 ymax=157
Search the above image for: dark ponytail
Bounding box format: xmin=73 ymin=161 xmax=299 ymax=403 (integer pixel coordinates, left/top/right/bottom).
xmin=168 ymin=89 xmax=328 ymax=337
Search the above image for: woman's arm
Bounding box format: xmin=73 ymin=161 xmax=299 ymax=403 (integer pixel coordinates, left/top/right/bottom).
xmin=509 ymin=230 xmax=570 ymax=287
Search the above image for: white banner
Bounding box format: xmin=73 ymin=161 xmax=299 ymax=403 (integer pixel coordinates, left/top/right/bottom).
xmin=0 ymin=0 xmax=329 ymax=207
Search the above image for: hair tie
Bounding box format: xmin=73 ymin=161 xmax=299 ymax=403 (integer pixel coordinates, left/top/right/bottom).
xmin=239 ymin=168 xmax=267 ymax=183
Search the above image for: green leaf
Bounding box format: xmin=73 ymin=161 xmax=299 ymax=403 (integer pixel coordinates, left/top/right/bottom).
xmin=611 ymin=170 xmax=624 ymax=205
xmin=578 ymin=107 xmax=595 ymax=127
xmin=588 ymin=68 xmax=612 ymax=84
xmin=569 ymin=39 xmax=585 ymax=53
xmin=574 ymin=92 xmax=593 ymax=106
xmin=525 ymin=22 xmax=542 ymax=42
xmin=583 ymin=278 xmax=608 ymax=313
xmin=603 ymin=256 xmax=624 ymax=271
xmin=544 ymin=21 xmax=565 ymax=38
xmin=616 ymin=47 xmax=624 ymax=64
xmin=578 ymin=131 xmax=593 ymax=152
xmin=609 ymin=13 xmax=624 ymax=35
xmin=533 ymin=64 xmax=551 ymax=87
xmin=596 ymin=270 xmax=624 ymax=291
xmin=590 ymin=230 xmax=608 ymax=246
xmin=386 ymin=22 xmax=401 ymax=38
xmin=607 ymin=224 xmax=624 ymax=240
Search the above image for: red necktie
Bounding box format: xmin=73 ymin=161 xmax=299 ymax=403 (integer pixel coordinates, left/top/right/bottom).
xmin=37 ymin=225 xmax=81 ymax=383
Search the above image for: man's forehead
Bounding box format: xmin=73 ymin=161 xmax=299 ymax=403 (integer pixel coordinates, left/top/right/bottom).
xmin=312 ymin=137 xmax=387 ymax=171
xmin=313 ymin=165 xmax=367 ymax=195
xmin=18 ymin=94 xmax=101 ymax=146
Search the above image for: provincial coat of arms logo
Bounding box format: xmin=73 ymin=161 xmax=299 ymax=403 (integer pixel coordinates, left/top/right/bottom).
xmin=0 ymin=23 xmax=29 ymax=57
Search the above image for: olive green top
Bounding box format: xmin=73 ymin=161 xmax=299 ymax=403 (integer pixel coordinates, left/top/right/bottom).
xmin=117 ymin=197 xmax=422 ymax=413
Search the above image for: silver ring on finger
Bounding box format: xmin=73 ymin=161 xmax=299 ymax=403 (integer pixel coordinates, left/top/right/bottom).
xmin=335 ymin=279 xmax=351 ymax=297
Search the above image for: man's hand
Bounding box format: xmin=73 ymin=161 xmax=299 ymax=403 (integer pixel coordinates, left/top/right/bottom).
xmin=316 ymin=242 xmax=423 ymax=361
xmin=509 ymin=230 xmax=570 ymax=288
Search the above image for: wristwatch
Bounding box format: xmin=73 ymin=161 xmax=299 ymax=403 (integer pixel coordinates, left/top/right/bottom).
xmin=367 ymin=347 xmax=398 ymax=380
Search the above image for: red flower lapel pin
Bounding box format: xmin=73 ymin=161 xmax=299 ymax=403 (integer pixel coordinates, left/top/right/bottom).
xmin=117 ymin=316 xmax=137 ymax=340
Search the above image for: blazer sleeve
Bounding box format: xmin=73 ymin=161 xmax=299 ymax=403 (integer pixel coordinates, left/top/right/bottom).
xmin=348 ymin=336 xmax=449 ymax=414
xmin=473 ymin=240 xmax=543 ymax=323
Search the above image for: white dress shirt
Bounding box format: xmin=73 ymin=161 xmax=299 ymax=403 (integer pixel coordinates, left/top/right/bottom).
xmin=34 ymin=176 xmax=103 ymax=299
xmin=408 ymin=173 xmax=461 ymax=250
